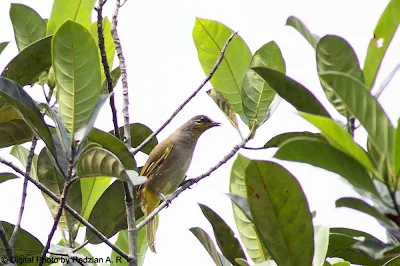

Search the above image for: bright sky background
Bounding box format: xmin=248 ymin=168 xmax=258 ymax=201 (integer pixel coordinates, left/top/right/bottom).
xmin=0 ymin=0 xmax=398 ymax=265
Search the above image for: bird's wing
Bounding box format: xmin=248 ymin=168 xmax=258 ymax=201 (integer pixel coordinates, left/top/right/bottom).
xmin=140 ymin=141 xmax=174 ymax=178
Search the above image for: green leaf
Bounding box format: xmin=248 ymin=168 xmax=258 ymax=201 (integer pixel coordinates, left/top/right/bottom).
xmin=100 ymin=66 xmax=121 ymax=94
xmin=336 ymin=197 xmax=396 ymax=227
xmin=1 ymin=36 xmax=52 ymax=86
xmin=286 ymin=16 xmax=318 ymax=49
xmin=9 ymin=4 xmax=46 ymax=51
xmin=0 ymin=173 xmax=19 ymax=184
xmin=80 ymin=176 xmax=111 ymax=221
xmin=316 ymin=35 xmax=364 ymax=116
xmin=300 ymin=113 xmax=375 ymax=173
xmin=384 ymin=255 xmax=400 ymax=265
xmin=245 ymin=161 xmax=314 ymax=266
xmin=37 ymin=148 xmax=82 ymax=233
xmin=199 ymin=204 xmax=247 ymax=266
xmin=275 ymin=138 xmax=379 ymax=197
xmin=253 ymin=67 xmax=331 ymax=118
xmin=10 ymin=145 xmax=38 ymax=180
xmin=77 ymin=147 xmax=129 ymax=181
xmin=52 ymin=20 xmax=101 ymax=138
xmin=190 ymin=227 xmax=227 ymax=266
xmin=313 ymin=226 xmax=330 ymax=266
xmin=364 ymin=0 xmax=400 ymax=88
xmin=89 ymin=128 xmax=137 ymax=169
xmin=0 ymin=221 xmax=44 ymax=264
xmin=86 ymin=180 xmax=143 ymax=244
xmin=0 ymin=42 xmax=9 ymax=55
xmin=0 ymin=77 xmax=55 ymax=156
xmin=242 ymin=41 xmax=285 ymax=128
xmin=226 ymin=193 xmax=252 ymax=221
xmin=47 ymin=0 xmax=96 ymax=35
xmin=193 ymin=18 xmax=252 ymax=116
xmin=207 ymin=88 xmax=240 ymax=134
xmin=264 ymin=131 xmax=325 ymax=148
xmin=114 ymin=123 xmax=158 ymax=155
xmin=0 ymin=119 xmax=33 ymax=148
xmin=111 ymin=217 xmax=148 ymax=266
xmin=327 ymin=230 xmax=382 ymax=265
xmin=394 ymin=119 xmax=400 ymax=176
xmin=90 ymin=17 xmax=115 ymax=84
xmin=230 ymin=154 xmax=266 ymax=262
xmin=319 ymin=71 xmax=394 ymax=161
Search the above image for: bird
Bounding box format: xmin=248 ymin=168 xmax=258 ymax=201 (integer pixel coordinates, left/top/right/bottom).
xmin=139 ymin=115 xmax=221 ymax=253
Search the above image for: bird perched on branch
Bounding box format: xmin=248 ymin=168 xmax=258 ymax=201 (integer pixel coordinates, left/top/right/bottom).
xmin=139 ymin=115 xmax=221 ymax=253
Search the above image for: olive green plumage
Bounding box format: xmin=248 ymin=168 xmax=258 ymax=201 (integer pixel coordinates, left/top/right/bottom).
xmin=139 ymin=115 xmax=220 ymax=253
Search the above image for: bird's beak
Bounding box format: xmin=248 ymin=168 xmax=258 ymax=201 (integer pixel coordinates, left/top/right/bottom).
xmin=209 ymin=121 xmax=221 ymax=127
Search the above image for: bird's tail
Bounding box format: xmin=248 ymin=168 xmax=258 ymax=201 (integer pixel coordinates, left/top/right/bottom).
xmin=141 ymin=187 xmax=160 ymax=253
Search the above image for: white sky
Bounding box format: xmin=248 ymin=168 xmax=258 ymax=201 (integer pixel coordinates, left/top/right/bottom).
xmin=0 ymin=0 xmax=398 ymax=265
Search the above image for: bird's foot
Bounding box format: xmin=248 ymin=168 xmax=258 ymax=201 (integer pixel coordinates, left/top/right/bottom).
xmin=179 ymin=177 xmax=194 ymax=189
xmin=158 ymin=191 xmax=171 ymax=207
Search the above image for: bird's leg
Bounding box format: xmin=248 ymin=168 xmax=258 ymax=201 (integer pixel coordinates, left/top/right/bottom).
xmin=158 ymin=191 xmax=171 ymax=207
xmin=179 ymin=176 xmax=194 ymax=189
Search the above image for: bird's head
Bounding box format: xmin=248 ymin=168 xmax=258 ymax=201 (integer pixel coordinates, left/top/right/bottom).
xmin=180 ymin=115 xmax=221 ymax=138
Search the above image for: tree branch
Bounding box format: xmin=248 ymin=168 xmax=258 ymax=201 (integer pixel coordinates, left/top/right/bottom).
xmin=9 ymin=136 xmax=37 ymax=247
xmin=0 ymin=221 xmax=13 ymax=260
xmin=242 ymin=146 xmax=265 ymax=150
xmin=0 ymin=156 xmax=132 ymax=262
xmin=111 ymin=1 xmax=137 ymax=264
xmin=95 ymin=0 xmax=120 ymax=139
xmin=136 ymin=133 xmax=252 ymax=230
xmin=131 ymin=31 xmax=238 ymax=156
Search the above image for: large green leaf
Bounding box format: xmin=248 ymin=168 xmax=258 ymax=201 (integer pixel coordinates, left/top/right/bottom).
xmin=0 ymin=119 xmax=32 ymax=148
xmin=241 ymin=41 xmax=285 ymax=128
xmin=111 ymin=217 xmax=148 ymax=266
xmin=113 ymin=123 xmax=158 ymax=155
xmin=384 ymin=256 xmax=400 ymax=265
xmin=10 ymin=145 xmax=38 ymax=180
xmin=9 ymin=4 xmax=46 ymax=51
xmin=0 ymin=221 xmax=44 ymax=265
xmin=0 ymin=78 xmax=55 ymax=156
xmin=77 ymin=147 xmax=129 ymax=181
xmin=193 ymin=18 xmax=252 ymax=116
xmin=1 ymin=36 xmax=52 ymax=86
xmin=37 ymin=148 xmax=82 ymax=233
xmin=90 ymin=17 xmax=115 ymax=84
xmin=336 ymin=197 xmax=396 ymax=227
xmin=364 ymin=0 xmax=400 ymax=88
xmin=275 ymin=138 xmax=379 ymax=196
xmin=0 ymin=42 xmax=9 ymax=55
xmin=300 ymin=113 xmax=375 ymax=173
xmin=52 ymin=20 xmax=101 ymax=137
xmin=316 ymin=35 xmax=364 ymax=116
xmin=286 ymin=16 xmax=318 ymax=49
xmin=190 ymin=227 xmax=229 ymax=266
xmin=245 ymin=161 xmax=314 ymax=266
xmin=230 ymin=154 xmax=267 ymax=262
xmin=89 ymin=128 xmax=137 ymax=170
xmin=86 ymin=181 xmax=133 ymax=244
xmin=253 ymin=67 xmax=330 ymax=118
xmin=199 ymin=204 xmax=247 ymax=266
xmin=319 ymin=71 xmax=394 ymax=161
xmin=47 ymin=0 xmax=96 ymax=34
xmin=80 ymin=176 xmax=111 ymax=221
xmin=264 ymin=131 xmax=325 ymax=148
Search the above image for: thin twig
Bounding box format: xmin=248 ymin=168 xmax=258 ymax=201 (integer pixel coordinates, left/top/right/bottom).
xmin=111 ymin=0 xmax=136 ymax=262
xmin=0 ymin=156 xmax=132 ymax=261
xmin=0 ymin=221 xmax=14 ymax=260
xmin=9 ymin=136 xmax=37 ymax=247
xmin=136 ymin=133 xmax=252 ymax=230
xmin=131 ymin=31 xmax=238 ymax=155
xmin=71 ymin=240 xmax=89 ymax=253
xmin=96 ymin=0 xmax=120 ymax=139
xmin=242 ymin=146 xmax=265 ymax=150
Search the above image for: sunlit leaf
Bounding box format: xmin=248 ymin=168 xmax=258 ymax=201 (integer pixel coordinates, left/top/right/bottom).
xmin=286 ymin=16 xmax=318 ymax=49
